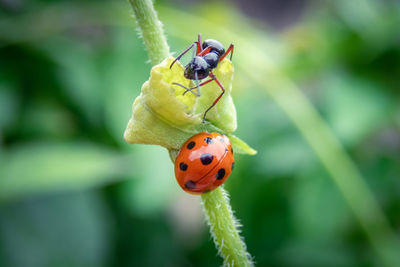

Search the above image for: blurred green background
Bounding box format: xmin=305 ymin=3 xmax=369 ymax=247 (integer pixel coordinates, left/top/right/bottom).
xmin=1 ymin=0 xmax=400 ymax=266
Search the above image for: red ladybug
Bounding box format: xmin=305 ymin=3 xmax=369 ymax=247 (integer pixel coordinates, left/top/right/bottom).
xmin=174 ymin=132 xmax=235 ymax=194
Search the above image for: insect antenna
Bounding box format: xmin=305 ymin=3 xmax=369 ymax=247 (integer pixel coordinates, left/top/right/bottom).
xmin=172 ymin=82 xmax=200 ymax=96
xmin=194 ymin=72 xmax=201 ymax=96
xmin=170 ymin=42 xmax=195 ymax=69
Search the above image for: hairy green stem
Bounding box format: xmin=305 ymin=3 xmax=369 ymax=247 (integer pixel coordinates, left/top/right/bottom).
xmin=202 ymin=188 xmax=253 ymax=267
xmin=129 ymin=0 xmax=169 ymax=65
xmin=128 ymin=1 xmax=252 ymax=266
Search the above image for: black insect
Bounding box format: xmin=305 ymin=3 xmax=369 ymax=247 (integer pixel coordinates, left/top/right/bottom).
xmin=170 ymin=34 xmax=234 ymax=122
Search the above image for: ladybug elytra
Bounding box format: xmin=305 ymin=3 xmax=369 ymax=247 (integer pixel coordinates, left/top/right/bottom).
xmin=174 ymin=132 xmax=235 ymax=194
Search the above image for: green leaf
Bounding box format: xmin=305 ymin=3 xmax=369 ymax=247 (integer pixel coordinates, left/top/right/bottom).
xmin=0 ymin=191 xmax=111 ymax=267
xmin=228 ymin=134 xmax=257 ymax=155
xmin=0 ymin=142 xmax=131 ymax=202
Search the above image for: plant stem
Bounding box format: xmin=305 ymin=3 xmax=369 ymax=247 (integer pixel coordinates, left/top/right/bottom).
xmin=202 ymin=187 xmax=253 ymax=267
xmin=129 ymin=0 xmax=169 ymax=65
xmin=128 ymin=1 xmax=252 ymax=266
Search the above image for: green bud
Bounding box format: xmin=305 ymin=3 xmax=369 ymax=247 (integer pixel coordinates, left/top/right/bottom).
xmin=124 ymin=57 xmax=256 ymax=155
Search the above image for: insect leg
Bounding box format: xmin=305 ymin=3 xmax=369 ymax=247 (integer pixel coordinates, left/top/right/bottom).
xmin=198 ymin=46 xmax=212 ymax=56
xmin=202 ymin=73 xmax=225 ymax=122
xmin=197 ymin=33 xmax=203 ymax=53
xmin=218 ymin=44 xmax=234 ymax=62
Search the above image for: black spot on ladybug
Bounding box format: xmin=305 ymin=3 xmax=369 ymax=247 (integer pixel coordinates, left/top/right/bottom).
xmin=216 ymin=168 xmax=225 ymax=180
xmin=187 ymin=141 xmax=195 ymax=150
xmin=200 ymin=153 xmax=213 ymax=165
xmin=185 ymin=180 xmax=196 ymax=189
xmin=231 ymin=147 xmax=233 ymax=154
xmin=179 ymin=162 xmax=188 ymax=171
xmin=231 ymin=162 xmax=235 ymax=170
xmin=204 ymin=137 xmax=213 ymax=144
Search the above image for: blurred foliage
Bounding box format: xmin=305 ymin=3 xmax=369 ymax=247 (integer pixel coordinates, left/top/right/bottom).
xmin=1 ymin=0 xmax=400 ymax=266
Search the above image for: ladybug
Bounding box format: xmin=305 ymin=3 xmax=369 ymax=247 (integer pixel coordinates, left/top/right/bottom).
xmin=174 ymin=132 xmax=235 ymax=194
